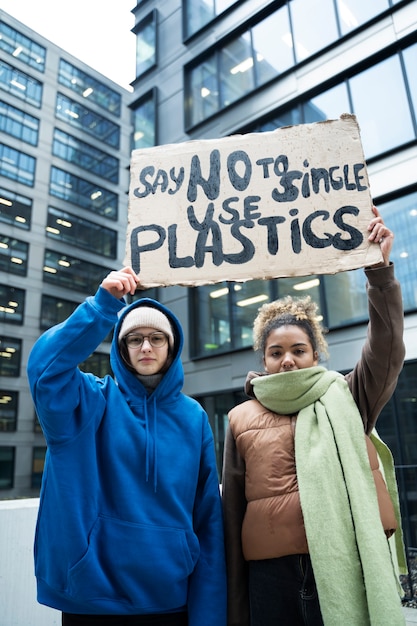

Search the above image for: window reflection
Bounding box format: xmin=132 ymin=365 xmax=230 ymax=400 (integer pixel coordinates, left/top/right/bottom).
xmin=0 ymin=446 xmax=14 ymax=488
xmin=335 ymin=0 xmax=390 ymax=36
xmin=349 ymin=56 xmax=414 ymax=157
xmin=403 ymin=44 xmax=417 ymax=119
xmin=252 ymin=8 xmax=294 ymax=83
xmin=0 ymin=187 xmax=32 ymax=229
xmin=188 ymin=56 xmax=219 ymax=126
xmin=220 ymin=33 xmax=255 ymax=108
xmin=303 ymin=83 xmax=351 ymax=123
xmin=42 ymin=250 xmax=111 ymax=295
xmin=46 ymin=207 xmax=117 ymax=258
xmin=0 ymin=21 xmax=46 ymax=72
xmin=197 ymin=390 xmax=246 ymax=478
xmin=0 ymin=236 xmax=28 ymax=276
xmin=0 ymin=285 xmax=25 ymax=324
xmin=378 ymin=192 xmax=417 ymax=313
xmin=0 ymin=336 xmax=21 ymax=377
xmin=49 ymin=167 xmax=118 ymax=220
xmin=52 ymin=129 xmax=119 ymax=184
xmin=55 ymin=93 xmax=120 ymax=149
xmin=79 ymin=352 xmax=111 ymax=377
xmin=0 ymin=390 xmax=18 ymax=432
xmin=0 ymin=143 xmax=36 ymax=187
xmin=288 ymin=0 xmax=339 ymax=62
xmin=0 ymin=60 xmax=43 ymax=107
xmin=132 ymin=90 xmax=156 ymax=150
xmin=323 ymin=270 xmax=367 ymax=327
xmin=135 ymin=11 xmax=157 ymax=78
xmin=58 ymin=59 xmax=121 ymax=117
xmin=40 ymin=294 xmax=79 ymax=330
xmin=0 ymin=100 xmax=39 ymax=145
xmin=32 ymin=447 xmax=46 ymax=489
xmin=185 ymin=1 xmax=394 ymax=128
xmin=184 ymin=0 xmax=236 ymax=38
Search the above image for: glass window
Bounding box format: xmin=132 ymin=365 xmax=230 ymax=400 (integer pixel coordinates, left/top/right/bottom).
xmin=258 ymin=108 xmax=303 ymax=132
xmin=32 ymin=447 xmax=46 ymax=489
xmin=40 ymin=294 xmax=79 ymax=330
xmin=187 ymin=55 xmax=219 ymax=127
xmin=49 ymin=167 xmax=118 ymax=220
xmin=0 ymin=235 xmax=28 ymax=276
xmin=55 ymin=93 xmax=120 ymax=149
xmin=377 ymin=361 xmax=417 ymax=547
xmin=0 ymin=143 xmax=36 ymax=186
xmin=191 ymin=275 xmax=323 ymax=357
xmin=135 ymin=11 xmax=157 ymax=78
xmin=184 ymin=0 xmax=236 ymax=38
xmin=34 ymin=413 xmax=43 ymax=433
xmin=184 ymin=0 xmax=214 ymax=38
xmin=79 ymin=352 xmax=111 ymax=377
xmin=58 ymin=59 xmax=121 ymax=116
xmin=132 ymin=89 xmax=157 ymax=150
xmin=303 ymin=83 xmax=351 ymax=123
xmin=0 ymin=100 xmax=39 ymax=145
xmin=377 ymin=191 xmax=417 ymax=313
xmin=0 ymin=390 xmax=18 ymax=432
xmin=322 ymin=270 xmax=368 ymax=327
xmin=289 ymin=0 xmax=339 ymax=62
xmin=0 ymin=21 xmax=46 ymax=72
xmin=0 ymin=446 xmax=14 ymax=489
xmin=335 ymin=0 xmax=390 ymax=36
xmin=46 ymin=207 xmax=117 ymax=258
xmin=43 ymin=250 xmax=112 ymax=295
xmin=196 ymin=390 xmax=246 ymax=479
xmin=252 ymin=7 xmax=294 ymax=84
xmin=0 ymin=187 xmax=32 ymax=229
xmin=230 ymin=280 xmax=270 ymax=350
xmin=403 ymin=43 xmax=417 ymax=122
xmin=52 ymin=129 xmax=119 ymax=184
xmin=220 ymin=33 xmax=255 ymax=108
xmin=0 ymin=336 xmax=21 ymax=377
xmin=0 ymin=60 xmax=43 ymax=107
xmin=0 ymin=284 xmax=25 ymax=325
xmin=349 ymin=55 xmax=414 ymax=158
xmin=192 ymin=282 xmax=231 ymax=357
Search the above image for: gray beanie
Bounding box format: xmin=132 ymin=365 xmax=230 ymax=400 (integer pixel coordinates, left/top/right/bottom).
xmin=118 ymin=306 xmax=174 ymax=349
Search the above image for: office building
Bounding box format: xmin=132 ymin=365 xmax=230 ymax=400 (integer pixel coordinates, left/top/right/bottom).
xmin=0 ymin=10 xmax=132 ymax=496
xmin=129 ymin=0 xmax=417 ymax=551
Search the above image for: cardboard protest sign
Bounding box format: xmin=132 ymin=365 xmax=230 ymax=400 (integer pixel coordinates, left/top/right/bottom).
xmin=125 ymin=114 xmax=382 ymax=287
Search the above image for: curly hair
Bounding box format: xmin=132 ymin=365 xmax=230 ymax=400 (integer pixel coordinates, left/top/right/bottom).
xmin=253 ymin=294 xmax=329 ymax=360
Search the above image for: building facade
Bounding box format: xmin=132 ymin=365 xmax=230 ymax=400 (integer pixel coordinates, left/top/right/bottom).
xmin=129 ymin=0 xmax=417 ymax=555
xmin=1 ymin=0 xmax=417 ymax=564
xmin=0 ymin=11 xmax=132 ymax=496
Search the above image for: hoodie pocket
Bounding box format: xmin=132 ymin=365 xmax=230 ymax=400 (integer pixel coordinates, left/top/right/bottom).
xmin=68 ymin=516 xmax=198 ymax=609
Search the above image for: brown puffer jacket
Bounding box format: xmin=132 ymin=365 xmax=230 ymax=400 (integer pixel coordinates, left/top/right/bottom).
xmin=229 ymin=398 xmax=397 ymax=562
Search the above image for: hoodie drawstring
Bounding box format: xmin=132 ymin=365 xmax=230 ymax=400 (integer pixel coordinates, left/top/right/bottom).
xmin=144 ymin=396 xmax=158 ymax=492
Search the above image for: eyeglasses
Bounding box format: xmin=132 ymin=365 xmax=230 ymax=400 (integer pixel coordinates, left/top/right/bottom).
xmin=124 ymin=332 xmax=168 ymax=349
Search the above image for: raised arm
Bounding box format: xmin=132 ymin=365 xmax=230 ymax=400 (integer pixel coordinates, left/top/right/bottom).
xmin=347 ymin=206 xmax=405 ymax=432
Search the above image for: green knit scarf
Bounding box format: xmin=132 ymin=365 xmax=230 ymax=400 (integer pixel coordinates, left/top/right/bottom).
xmin=251 ymin=366 xmax=406 ymax=626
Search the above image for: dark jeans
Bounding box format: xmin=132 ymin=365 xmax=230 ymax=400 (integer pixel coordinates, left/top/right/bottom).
xmin=249 ymin=555 xmax=324 ymax=626
xmin=62 ymin=612 xmax=188 ymax=626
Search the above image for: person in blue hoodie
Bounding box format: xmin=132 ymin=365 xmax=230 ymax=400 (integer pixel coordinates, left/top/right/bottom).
xmin=27 ymin=266 xmax=227 ymax=626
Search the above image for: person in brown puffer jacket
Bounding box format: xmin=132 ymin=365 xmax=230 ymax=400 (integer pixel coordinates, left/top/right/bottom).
xmin=222 ymin=206 xmax=406 ymax=626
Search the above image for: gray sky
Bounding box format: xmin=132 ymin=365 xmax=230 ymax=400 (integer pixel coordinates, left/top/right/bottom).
xmin=0 ymin=0 xmax=136 ymax=90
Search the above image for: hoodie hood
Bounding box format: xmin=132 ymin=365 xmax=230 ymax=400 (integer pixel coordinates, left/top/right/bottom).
xmin=111 ymin=297 xmax=183 ymax=396
xmin=110 ymin=298 xmax=185 ymax=490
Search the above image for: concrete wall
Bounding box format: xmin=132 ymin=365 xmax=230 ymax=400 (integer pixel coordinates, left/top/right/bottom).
xmin=0 ymin=499 xmax=59 ymax=626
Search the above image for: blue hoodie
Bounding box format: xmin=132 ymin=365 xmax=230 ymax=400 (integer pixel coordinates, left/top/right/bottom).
xmin=27 ymin=287 xmax=227 ymax=624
